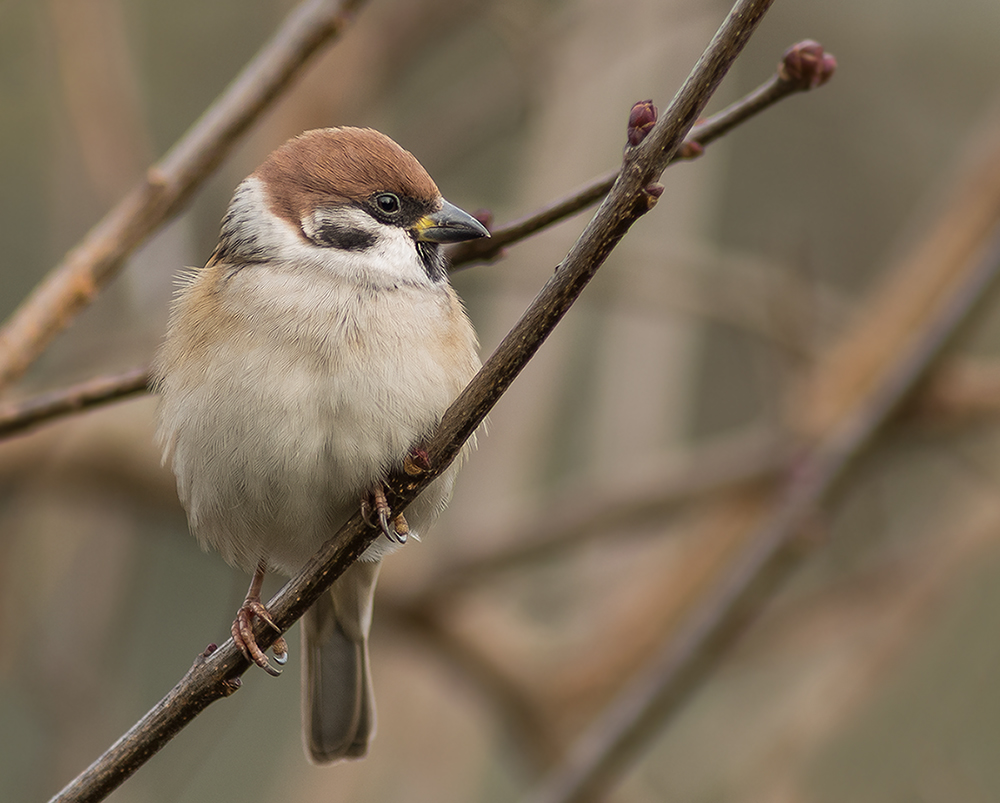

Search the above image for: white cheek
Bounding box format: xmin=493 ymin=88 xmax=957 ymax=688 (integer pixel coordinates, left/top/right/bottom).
xmin=342 ymin=227 xmax=431 ymax=286
xmin=225 ymin=178 xmax=433 ymax=288
xmin=301 ymin=205 xmax=430 ymax=286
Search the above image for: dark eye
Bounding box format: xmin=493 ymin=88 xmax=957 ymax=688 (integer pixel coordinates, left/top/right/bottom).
xmin=374 ymin=192 xmax=400 ymax=215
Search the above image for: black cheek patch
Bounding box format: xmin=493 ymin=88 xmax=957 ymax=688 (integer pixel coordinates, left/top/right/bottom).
xmin=311 ymin=222 xmax=376 ymax=252
xmin=417 ymin=242 xmax=448 ymax=282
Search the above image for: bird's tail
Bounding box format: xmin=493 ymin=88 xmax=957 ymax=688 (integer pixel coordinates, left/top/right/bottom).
xmin=302 ymin=559 xmax=381 ymax=763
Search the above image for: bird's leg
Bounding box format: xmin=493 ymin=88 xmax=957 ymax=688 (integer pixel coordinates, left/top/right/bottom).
xmin=362 ymin=484 xmax=408 ymax=544
xmin=232 ymin=560 xmax=288 ymax=677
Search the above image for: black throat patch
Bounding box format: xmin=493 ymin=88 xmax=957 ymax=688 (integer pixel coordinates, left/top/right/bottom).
xmin=417 ymin=241 xmax=447 ymax=283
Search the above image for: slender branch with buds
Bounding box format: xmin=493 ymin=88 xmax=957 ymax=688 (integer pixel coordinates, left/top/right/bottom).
xmin=47 ymin=1 xmax=781 ymax=800
xmin=448 ymin=40 xmax=836 ymax=269
xmin=0 ymin=40 xmax=836 ymax=443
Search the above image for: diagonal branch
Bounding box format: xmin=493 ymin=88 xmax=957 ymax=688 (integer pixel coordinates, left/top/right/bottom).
xmin=0 ymin=0 xmax=368 ymax=395
xmin=47 ymin=2 xmax=780 ymax=800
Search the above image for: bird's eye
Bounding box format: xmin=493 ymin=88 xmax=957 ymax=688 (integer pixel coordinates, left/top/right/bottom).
xmin=374 ymin=192 xmax=401 ymax=215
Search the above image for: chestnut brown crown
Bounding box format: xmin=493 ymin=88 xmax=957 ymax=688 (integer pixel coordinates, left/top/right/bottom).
xmin=254 ymin=127 xmax=442 ymax=229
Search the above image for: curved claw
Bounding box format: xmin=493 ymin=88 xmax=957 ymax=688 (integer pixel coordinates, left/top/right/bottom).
xmin=272 ymin=636 xmax=289 ymax=665
xmin=366 ymin=484 xmax=407 ymax=544
xmin=378 ymin=505 xmax=407 ymax=544
xmin=232 ymin=599 xmax=285 ymax=677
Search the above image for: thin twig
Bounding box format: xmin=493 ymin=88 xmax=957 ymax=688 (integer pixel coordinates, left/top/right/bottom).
xmin=516 ymin=226 xmax=1000 ymax=803
xmin=0 ymin=0 xmax=368 ymax=395
xmin=412 ymin=429 xmax=789 ymax=602
xmin=47 ymin=2 xmax=778 ymax=799
xmin=381 ymin=600 xmax=559 ymax=773
xmin=447 ymin=39 xmax=834 ymax=269
xmin=0 ymin=367 xmax=149 ymax=439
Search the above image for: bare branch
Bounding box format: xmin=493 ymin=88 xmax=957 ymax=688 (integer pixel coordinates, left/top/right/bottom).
xmin=48 ymin=2 xmax=780 ymax=799
xmin=508 ymin=100 xmax=1000 ymax=803
xmin=0 ymin=367 xmax=149 ymax=439
xmin=0 ymin=0 xmax=368 ymax=395
xmin=447 ymin=39 xmax=836 ymax=269
xmin=382 ymin=600 xmax=559 ymax=773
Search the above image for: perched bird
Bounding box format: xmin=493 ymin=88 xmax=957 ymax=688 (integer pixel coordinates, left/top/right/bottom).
xmin=154 ymin=127 xmax=487 ymax=763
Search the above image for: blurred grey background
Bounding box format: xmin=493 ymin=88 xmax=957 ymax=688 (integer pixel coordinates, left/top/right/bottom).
xmin=3 ymin=0 xmax=1000 ymax=801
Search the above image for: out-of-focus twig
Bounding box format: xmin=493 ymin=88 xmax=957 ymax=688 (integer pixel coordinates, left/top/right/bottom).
xmin=0 ymin=367 xmax=150 ymax=439
xmin=412 ymin=429 xmax=789 ymax=602
xmin=47 ymin=2 xmax=778 ymax=799
xmin=0 ymin=0 xmax=368 ymax=395
xmin=47 ymin=0 xmax=153 ymax=200
xmin=796 ymin=106 xmax=1000 ymax=437
xmin=448 ymin=39 xmax=836 ymax=269
xmin=737 ymin=508 xmax=1000 ymax=801
xmin=906 ymin=358 xmax=1000 ymax=423
xmin=382 ymin=600 xmax=559 ymax=773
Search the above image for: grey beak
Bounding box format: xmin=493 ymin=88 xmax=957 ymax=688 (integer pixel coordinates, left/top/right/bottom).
xmin=413 ymin=199 xmax=490 ymax=243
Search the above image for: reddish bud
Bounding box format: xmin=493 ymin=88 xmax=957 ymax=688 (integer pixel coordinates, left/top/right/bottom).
xmin=472 ymin=209 xmax=494 ymax=232
xmin=642 ymin=182 xmax=665 ymax=210
xmin=677 ymin=140 xmax=705 ymax=160
xmin=779 ymin=40 xmax=837 ymax=90
xmin=627 ymin=100 xmax=658 ymax=146
xmin=404 ymin=447 xmax=432 ymax=476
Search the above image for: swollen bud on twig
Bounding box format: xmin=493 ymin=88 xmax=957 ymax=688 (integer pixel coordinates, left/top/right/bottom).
xmin=642 ymin=182 xmax=665 ymax=211
xmin=676 ymin=140 xmax=705 ymax=160
xmin=472 ymin=209 xmax=494 ymax=233
xmin=779 ymin=40 xmax=837 ymax=90
xmin=403 ymin=447 xmax=432 ymax=476
xmin=627 ymin=100 xmax=658 ymax=146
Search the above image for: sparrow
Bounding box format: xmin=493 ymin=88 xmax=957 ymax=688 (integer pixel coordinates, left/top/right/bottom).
xmin=153 ymin=127 xmax=487 ymax=763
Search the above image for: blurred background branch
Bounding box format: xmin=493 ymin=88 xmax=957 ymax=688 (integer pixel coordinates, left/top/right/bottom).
xmin=0 ymin=0 xmax=367 ymax=393
xmin=0 ymin=367 xmax=149 ymax=439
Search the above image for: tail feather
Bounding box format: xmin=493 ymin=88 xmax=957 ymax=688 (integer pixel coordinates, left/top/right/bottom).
xmin=302 ymin=559 xmax=380 ymax=763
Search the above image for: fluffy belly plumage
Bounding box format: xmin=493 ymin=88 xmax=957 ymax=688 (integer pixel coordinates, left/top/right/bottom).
xmin=162 ymin=343 xmax=460 ymax=575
